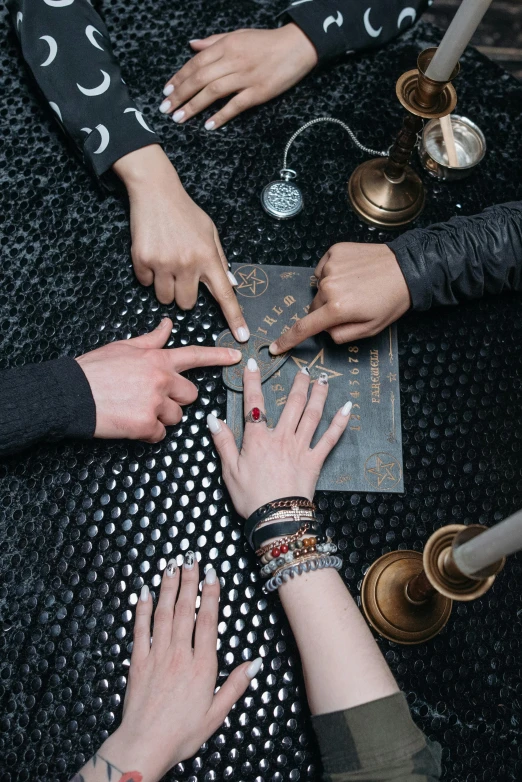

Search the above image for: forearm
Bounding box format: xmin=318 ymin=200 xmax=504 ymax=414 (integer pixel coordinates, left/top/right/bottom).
xmin=0 ymin=358 xmax=95 ymax=456
xmin=281 ymin=0 xmax=428 ymax=64
xmin=388 ymin=201 xmax=522 ymax=310
xmin=278 ymin=567 xmax=398 ymax=714
xmin=9 ymin=0 xmax=161 ymax=178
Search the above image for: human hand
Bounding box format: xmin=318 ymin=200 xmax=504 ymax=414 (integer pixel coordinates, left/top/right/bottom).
xmin=269 ymin=243 xmax=411 ymax=355
xmin=76 ymin=317 xmax=241 ymax=443
xmin=112 ymin=146 xmax=249 ymax=341
xmin=78 ymin=556 xmax=261 ymax=782
xmin=160 ymin=24 xmax=318 ymax=130
xmin=206 ymin=359 xmax=352 ymax=519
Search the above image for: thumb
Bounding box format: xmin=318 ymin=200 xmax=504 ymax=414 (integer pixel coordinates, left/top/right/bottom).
xmin=127 ymin=318 xmax=172 ymax=349
xmin=189 ymin=33 xmax=229 ymax=50
xmin=207 ymin=658 xmax=262 ymax=733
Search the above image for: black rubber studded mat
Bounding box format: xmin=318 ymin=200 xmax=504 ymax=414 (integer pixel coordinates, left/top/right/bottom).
xmin=1 ymin=2 xmax=522 ymax=780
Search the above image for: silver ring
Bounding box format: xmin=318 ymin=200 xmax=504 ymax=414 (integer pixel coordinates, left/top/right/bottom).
xmin=245 ymin=407 xmax=268 ymax=424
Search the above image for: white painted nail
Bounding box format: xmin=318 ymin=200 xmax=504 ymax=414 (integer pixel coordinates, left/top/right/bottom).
xmin=140 ymin=585 xmax=149 ymax=602
xmin=246 ymin=657 xmax=263 ymax=679
xmin=189 ymin=39 xmax=201 ymax=43
xmin=205 ymin=567 xmax=217 ymax=585
xmin=184 ymin=550 xmax=195 ymax=570
xmin=341 ymin=401 xmax=353 ymax=417
xmin=247 ymin=358 xmax=258 ymax=372
xmin=207 ymin=413 xmax=222 ymax=434
xmin=166 ymin=558 xmax=177 ymax=578
xmin=318 ymin=372 xmax=329 ymax=386
xmin=301 ymin=366 xmax=310 ymax=375
xmin=237 ymin=326 xmax=250 ymax=343
xmin=163 ymin=84 xmax=174 ymax=97
xmin=173 ymin=110 xmax=185 ymax=123
xmin=205 ymin=119 xmax=216 ymax=131
xmin=227 ymin=271 xmax=238 ymax=286
xmin=159 ymin=99 xmax=171 ymax=113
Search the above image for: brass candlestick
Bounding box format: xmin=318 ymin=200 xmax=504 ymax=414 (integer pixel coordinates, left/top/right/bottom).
xmin=348 ymin=48 xmax=460 ymax=228
xmin=361 ymin=524 xmax=505 ymax=645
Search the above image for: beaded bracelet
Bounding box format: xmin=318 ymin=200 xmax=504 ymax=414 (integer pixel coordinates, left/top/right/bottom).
xmin=264 ymin=555 xmax=343 ymax=593
xmin=255 ymin=524 xmax=309 ymax=557
xmin=251 ymin=509 xmax=316 ymax=550
xmin=260 ymin=539 xmax=338 ymax=578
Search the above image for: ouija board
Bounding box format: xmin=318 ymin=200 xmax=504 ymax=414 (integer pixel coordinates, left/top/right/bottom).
xmin=219 ymin=264 xmax=404 ymax=493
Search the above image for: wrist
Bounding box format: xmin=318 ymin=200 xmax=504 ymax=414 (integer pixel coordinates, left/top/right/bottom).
xmin=112 ymin=144 xmax=182 ymax=194
xmin=97 ymin=728 xmax=167 ymax=782
xmin=281 ymin=22 xmax=318 ymax=69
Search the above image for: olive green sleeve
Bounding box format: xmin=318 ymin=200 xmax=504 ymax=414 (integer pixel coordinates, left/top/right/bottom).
xmin=311 ymin=692 xmax=442 ymax=782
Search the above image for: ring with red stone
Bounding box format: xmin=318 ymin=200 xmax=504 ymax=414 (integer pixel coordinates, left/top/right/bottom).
xmin=245 ymin=406 xmax=268 ymax=424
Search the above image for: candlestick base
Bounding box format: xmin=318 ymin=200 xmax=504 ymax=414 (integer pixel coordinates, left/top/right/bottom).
xmin=348 ymin=158 xmax=425 ymax=228
xmin=361 ymin=551 xmax=452 ymax=645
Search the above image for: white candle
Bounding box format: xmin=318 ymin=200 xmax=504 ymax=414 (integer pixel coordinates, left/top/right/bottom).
xmin=453 ymin=510 xmax=522 ymax=576
xmin=425 ymin=0 xmax=493 ymax=82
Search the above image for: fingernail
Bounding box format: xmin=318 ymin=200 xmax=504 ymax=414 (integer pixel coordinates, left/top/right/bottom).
xmin=140 ymin=585 xmax=149 ymax=602
xmin=207 ymin=413 xmax=222 ymax=434
xmin=166 ymin=558 xmax=177 ymax=578
xmin=269 ymin=342 xmax=278 ymax=355
xmin=247 ymin=358 xmax=258 ymax=372
xmin=159 ymin=99 xmax=171 ymax=113
xmin=189 ymin=39 xmax=201 ymax=43
xmin=205 ymin=567 xmax=217 ymax=585
xmin=228 ymin=348 xmax=242 ymax=361
xmin=318 ymin=372 xmax=329 ymax=386
xmin=205 ymin=120 xmax=216 ymax=131
xmin=184 ymin=551 xmax=195 ymax=570
xmin=173 ymin=110 xmax=185 ymax=123
xmin=163 ymin=84 xmax=174 ymax=97
xmin=227 ymin=271 xmax=238 ymax=286
xmin=237 ymin=326 xmax=250 ymax=343
xmin=301 ymin=366 xmax=310 ymax=376
xmin=341 ymin=401 xmax=353 ymax=417
xmin=246 ymin=657 xmax=263 ymax=679
xmin=157 ymin=317 xmax=170 ymax=328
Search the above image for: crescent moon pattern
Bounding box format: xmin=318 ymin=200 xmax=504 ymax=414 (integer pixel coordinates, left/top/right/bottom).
xmin=85 ymin=25 xmax=104 ymax=51
xmin=43 ymin=0 xmax=75 ymax=6
xmin=397 ymin=7 xmax=416 ymax=28
xmin=40 ymin=35 xmax=58 ymax=67
xmin=124 ymin=107 xmax=155 ymax=133
xmin=363 ymin=7 xmax=383 ymax=38
xmin=76 ymin=69 xmax=111 ymax=96
xmin=49 ymin=101 xmax=62 ymax=122
xmin=81 ymin=127 xmax=92 ymax=134
xmin=16 ymin=12 xmax=23 ymax=28
xmin=323 ymin=11 xmax=343 ymax=33
xmin=92 ymin=124 xmax=110 ymax=154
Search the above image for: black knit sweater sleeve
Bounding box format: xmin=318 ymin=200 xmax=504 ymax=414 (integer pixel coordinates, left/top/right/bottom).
xmin=8 ymin=0 xmax=161 ymax=179
xmin=0 ymin=358 xmax=96 ymax=457
xmin=280 ymin=0 xmax=429 ymax=64
xmin=387 ymin=202 xmax=522 ymax=311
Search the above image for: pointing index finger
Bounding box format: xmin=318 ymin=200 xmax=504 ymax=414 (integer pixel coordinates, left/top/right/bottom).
xmin=171 ymin=345 xmax=242 ymax=373
xmin=269 ymin=307 xmax=331 ymax=356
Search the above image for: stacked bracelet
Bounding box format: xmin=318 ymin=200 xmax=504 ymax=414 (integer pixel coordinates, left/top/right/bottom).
xmin=245 ymin=496 xmax=315 ymax=549
xmin=259 ymin=534 xmax=338 ymax=578
xmin=264 ymin=555 xmax=343 ymax=593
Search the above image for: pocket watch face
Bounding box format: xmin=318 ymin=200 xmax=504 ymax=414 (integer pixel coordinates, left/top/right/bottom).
xmin=261 ymin=180 xmax=303 ymax=220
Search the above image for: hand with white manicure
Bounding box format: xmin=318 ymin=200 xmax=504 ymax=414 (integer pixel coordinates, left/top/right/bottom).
xmin=112 ymin=145 xmax=249 ymax=341
xmin=160 ymin=24 xmax=318 ymax=130
xmin=207 ymin=358 xmax=352 ymax=519
xmin=71 ymin=553 xmax=261 ymax=782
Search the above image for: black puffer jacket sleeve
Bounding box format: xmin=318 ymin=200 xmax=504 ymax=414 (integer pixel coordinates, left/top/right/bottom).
xmin=387 ymin=202 xmax=522 ymax=310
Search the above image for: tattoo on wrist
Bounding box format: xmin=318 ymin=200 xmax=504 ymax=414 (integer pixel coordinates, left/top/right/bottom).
xmin=70 ymin=752 xmax=142 ymax=782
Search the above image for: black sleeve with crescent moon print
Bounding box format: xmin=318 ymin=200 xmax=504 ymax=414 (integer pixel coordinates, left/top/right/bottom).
xmin=282 ymin=0 xmax=430 ymax=63
xmin=8 ymin=0 xmax=161 ymax=179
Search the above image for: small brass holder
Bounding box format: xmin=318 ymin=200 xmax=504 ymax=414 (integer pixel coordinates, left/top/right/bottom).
xmin=361 ymin=524 xmax=505 ymax=645
xmin=348 ymin=48 xmax=460 ymax=228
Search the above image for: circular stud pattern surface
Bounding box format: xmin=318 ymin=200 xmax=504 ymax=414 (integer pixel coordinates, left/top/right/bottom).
xmin=1 ymin=3 xmax=522 ymax=781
